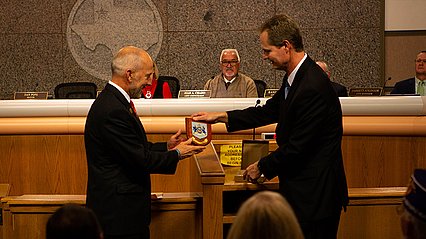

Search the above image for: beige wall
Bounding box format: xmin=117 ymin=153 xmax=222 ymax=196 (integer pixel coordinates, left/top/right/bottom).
xmin=385 ymin=32 xmax=426 ymax=87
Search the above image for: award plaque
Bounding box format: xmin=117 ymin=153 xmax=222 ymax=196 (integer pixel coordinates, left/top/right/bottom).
xmin=185 ymin=117 xmax=212 ymax=146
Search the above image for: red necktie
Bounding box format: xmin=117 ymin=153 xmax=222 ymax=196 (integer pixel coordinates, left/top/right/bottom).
xmin=130 ymin=100 xmax=138 ymax=116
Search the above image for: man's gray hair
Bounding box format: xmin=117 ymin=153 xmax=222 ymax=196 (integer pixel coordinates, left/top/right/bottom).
xmin=220 ymin=49 xmax=240 ymax=62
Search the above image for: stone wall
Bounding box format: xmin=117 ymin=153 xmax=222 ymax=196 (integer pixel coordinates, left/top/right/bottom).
xmin=0 ymin=0 xmax=383 ymax=99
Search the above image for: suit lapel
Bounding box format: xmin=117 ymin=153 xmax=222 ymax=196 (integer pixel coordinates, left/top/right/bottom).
xmin=104 ymin=84 xmax=147 ymax=139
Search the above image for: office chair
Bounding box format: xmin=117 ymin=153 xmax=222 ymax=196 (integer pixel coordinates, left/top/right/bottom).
xmin=54 ymin=82 xmax=98 ymax=99
xmin=158 ymin=76 xmax=181 ymax=98
xmin=253 ymin=80 xmax=267 ymax=98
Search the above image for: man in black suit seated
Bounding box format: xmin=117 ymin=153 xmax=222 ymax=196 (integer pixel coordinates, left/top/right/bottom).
xmin=316 ymin=61 xmax=348 ymax=97
xmin=84 ymin=46 xmax=205 ymax=239
xmin=391 ymin=51 xmax=426 ymax=95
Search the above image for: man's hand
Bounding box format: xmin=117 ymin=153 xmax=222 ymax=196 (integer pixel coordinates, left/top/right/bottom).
xmin=167 ymin=129 xmax=186 ymax=150
xmin=173 ymin=138 xmax=205 ymax=159
xmin=243 ymin=161 xmax=261 ymax=183
xmin=191 ymin=112 xmax=228 ymax=124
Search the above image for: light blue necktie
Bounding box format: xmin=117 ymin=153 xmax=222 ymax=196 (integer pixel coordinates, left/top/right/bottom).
xmin=285 ymin=80 xmax=290 ymax=99
xmin=418 ymin=81 xmax=425 ymax=96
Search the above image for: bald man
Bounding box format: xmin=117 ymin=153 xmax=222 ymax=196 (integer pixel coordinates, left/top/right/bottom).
xmin=84 ymin=46 xmax=204 ymax=239
xmin=316 ymin=61 xmax=348 ymax=97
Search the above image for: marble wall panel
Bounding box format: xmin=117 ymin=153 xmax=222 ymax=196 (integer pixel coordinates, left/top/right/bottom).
xmin=0 ymin=0 xmax=384 ymax=99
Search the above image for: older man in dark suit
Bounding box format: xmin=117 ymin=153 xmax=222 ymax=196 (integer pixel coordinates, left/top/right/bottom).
xmin=192 ymin=14 xmax=348 ymax=239
xmin=391 ymin=51 xmax=426 ymax=95
xmin=316 ymin=60 xmax=348 ymax=97
xmin=84 ymin=46 xmax=204 ymax=239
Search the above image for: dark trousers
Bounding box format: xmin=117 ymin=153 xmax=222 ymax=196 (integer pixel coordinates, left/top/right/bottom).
xmin=299 ymin=214 xmax=341 ymax=239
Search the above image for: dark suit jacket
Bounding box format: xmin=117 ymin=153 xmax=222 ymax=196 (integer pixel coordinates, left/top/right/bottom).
xmin=391 ymin=78 xmax=415 ymax=94
xmin=331 ymin=81 xmax=348 ymax=97
xmin=227 ymin=56 xmax=348 ymax=223
xmin=84 ymin=83 xmax=180 ymax=236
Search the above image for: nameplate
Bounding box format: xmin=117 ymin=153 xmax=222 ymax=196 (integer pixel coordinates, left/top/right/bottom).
xmin=178 ymin=90 xmax=211 ymax=98
xmin=219 ymin=144 xmax=242 ymax=166
xmin=185 ymin=117 xmax=212 ymax=146
xmin=349 ymin=87 xmax=383 ymax=97
xmin=264 ymin=89 xmax=279 ymax=98
xmin=14 ymin=92 xmax=48 ymax=100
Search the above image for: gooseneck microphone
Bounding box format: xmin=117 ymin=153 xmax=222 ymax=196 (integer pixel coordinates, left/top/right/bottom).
xmin=252 ymin=99 xmax=261 ymax=140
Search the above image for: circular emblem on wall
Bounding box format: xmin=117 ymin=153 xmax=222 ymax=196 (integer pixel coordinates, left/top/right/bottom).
xmin=67 ymin=0 xmax=163 ymax=81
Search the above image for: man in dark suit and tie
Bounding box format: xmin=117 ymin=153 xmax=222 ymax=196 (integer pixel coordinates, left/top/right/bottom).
xmin=391 ymin=51 xmax=426 ymax=95
xmin=192 ymin=14 xmax=348 ymax=239
xmin=84 ymin=46 xmax=204 ymax=239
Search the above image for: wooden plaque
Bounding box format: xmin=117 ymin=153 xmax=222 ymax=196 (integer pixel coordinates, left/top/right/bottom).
xmin=185 ymin=117 xmax=212 ymax=146
xmin=14 ymin=92 xmax=48 ymax=100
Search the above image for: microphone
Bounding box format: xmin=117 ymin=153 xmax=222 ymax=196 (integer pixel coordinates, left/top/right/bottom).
xmin=382 ymin=77 xmax=391 ymax=95
xmin=252 ymin=99 xmax=261 ymax=140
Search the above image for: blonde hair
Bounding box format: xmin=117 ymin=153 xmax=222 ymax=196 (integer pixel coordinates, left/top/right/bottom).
xmin=227 ymin=191 xmax=304 ymax=239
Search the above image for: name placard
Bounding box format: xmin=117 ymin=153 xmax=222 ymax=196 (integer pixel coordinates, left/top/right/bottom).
xmin=349 ymin=87 xmax=383 ymax=97
xmin=264 ymin=89 xmax=279 ymax=98
xmin=14 ymin=92 xmax=48 ymax=100
xmin=178 ymin=90 xmax=211 ymax=98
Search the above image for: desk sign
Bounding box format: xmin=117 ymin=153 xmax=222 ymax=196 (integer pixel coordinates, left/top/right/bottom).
xmin=14 ymin=92 xmax=48 ymax=100
xmin=219 ymin=144 xmax=242 ymax=166
xmin=185 ymin=117 xmax=212 ymax=146
xmin=349 ymin=87 xmax=382 ymax=97
xmin=178 ymin=90 xmax=211 ymax=98
xmin=264 ymin=89 xmax=279 ymax=98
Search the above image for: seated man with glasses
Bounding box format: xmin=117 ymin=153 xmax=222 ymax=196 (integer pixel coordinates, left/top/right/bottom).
xmin=391 ymin=50 xmax=426 ymax=95
xmin=204 ymin=49 xmax=258 ymax=98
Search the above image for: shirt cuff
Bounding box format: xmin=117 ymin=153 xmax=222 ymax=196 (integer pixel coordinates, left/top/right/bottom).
xmin=175 ymin=149 xmax=182 ymax=160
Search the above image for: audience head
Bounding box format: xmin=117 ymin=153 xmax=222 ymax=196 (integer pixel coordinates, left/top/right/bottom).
xmin=316 ymin=61 xmax=331 ymax=78
xmin=415 ymin=51 xmax=426 ymax=80
xmin=400 ymin=169 xmax=426 ymax=239
xmin=153 ymin=61 xmax=159 ymax=80
xmin=220 ymin=49 xmax=241 ymax=80
xmin=227 ymin=191 xmax=304 ymax=239
xmin=111 ymin=46 xmax=154 ymax=98
xmin=46 ymin=204 xmax=103 ymax=239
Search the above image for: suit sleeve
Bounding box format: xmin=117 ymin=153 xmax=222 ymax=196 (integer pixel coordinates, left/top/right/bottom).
xmin=103 ymin=108 xmax=180 ymax=174
xmin=259 ymin=88 xmax=333 ymax=180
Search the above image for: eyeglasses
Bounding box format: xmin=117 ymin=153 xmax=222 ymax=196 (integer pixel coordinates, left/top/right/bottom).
xmin=221 ymin=60 xmax=239 ymax=66
xmin=415 ymin=59 xmax=426 ymax=64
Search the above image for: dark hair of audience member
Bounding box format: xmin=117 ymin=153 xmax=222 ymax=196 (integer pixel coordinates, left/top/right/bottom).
xmin=46 ymin=203 xmax=103 ymax=239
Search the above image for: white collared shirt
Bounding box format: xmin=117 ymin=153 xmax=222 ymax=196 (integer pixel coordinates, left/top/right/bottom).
xmin=287 ymin=53 xmax=308 ymax=86
xmin=415 ymin=77 xmax=426 ymax=95
xmin=108 ymin=81 xmax=131 ymax=103
xmin=222 ymin=75 xmax=236 ymax=84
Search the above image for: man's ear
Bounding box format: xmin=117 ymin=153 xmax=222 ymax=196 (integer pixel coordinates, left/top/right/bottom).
xmin=125 ymin=69 xmax=132 ymax=82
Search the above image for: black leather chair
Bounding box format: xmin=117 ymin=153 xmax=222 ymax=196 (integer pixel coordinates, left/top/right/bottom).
xmin=254 ymin=80 xmax=267 ymax=98
xmin=54 ymin=82 xmax=98 ymax=99
xmin=158 ymin=76 xmax=180 ymax=98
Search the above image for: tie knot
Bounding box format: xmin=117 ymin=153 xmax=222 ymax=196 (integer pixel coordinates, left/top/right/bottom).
xmin=420 ymin=81 xmax=425 ymax=86
xmin=225 ymin=82 xmax=231 ymax=90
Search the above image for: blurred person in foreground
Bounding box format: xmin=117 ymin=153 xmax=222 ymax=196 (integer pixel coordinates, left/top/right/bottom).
xmin=400 ymin=168 xmax=426 ymax=239
xmin=227 ymin=191 xmax=304 ymax=239
xmin=46 ymin=204 xmax=103 ymax=239
xmin=204 ymin=48 xmax=258 ymax=98
xmin=193 ymin=14 xmax=348 ymax=239
xmin=85 ymin=46 xmax=205 ymax=239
